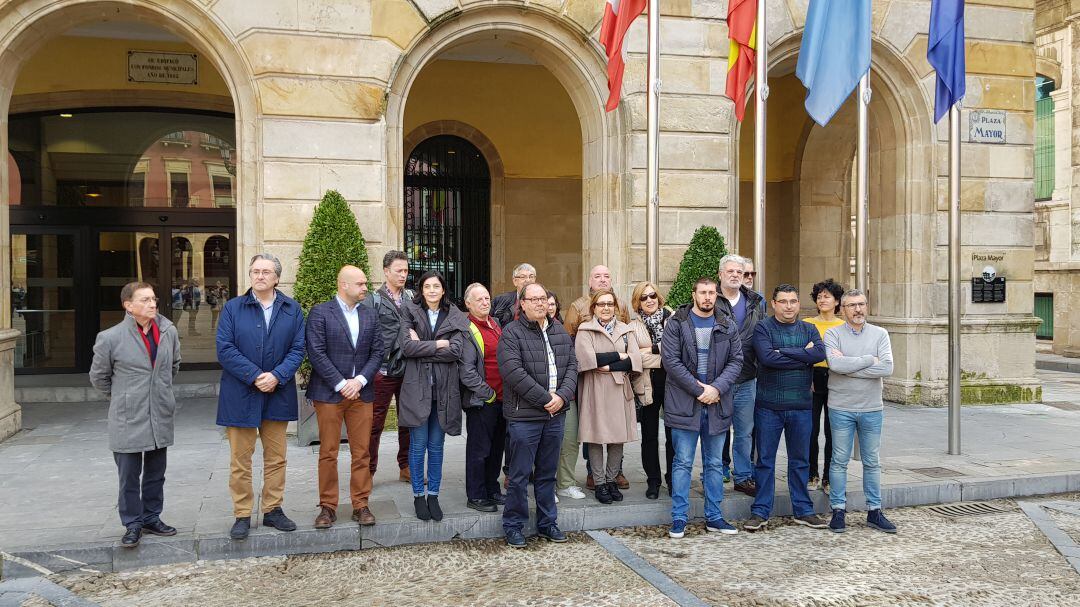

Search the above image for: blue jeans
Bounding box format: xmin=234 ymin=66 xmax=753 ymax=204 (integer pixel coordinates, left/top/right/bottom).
xmin=670 ymin=409 xmax=727 ymax=523
xmin=409 ymin=405 xmax=445 ymax=496
xmin=828 ymin=409 xmax=883 ymax=511
xmin=751 ymin=407 xmax=814 ymax=519
xmin=503 ymin=414 xmax=565 ymax=534
xmin=731 ymin=379 xmax=757 ymax=483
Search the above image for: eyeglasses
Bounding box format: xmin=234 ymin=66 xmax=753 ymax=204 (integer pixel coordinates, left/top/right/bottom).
xmin=594 ymin=302 xmax=616 ymax=308
xmin=639 ymin=292 xmax=658 ymax=302
xmin=744 ymin=271 xmax=757 ymax=278
xmin=843 ymin=302 xmax=868 ymax=309
xmin=134 ymin=296 xmax=159 ymax=304
xmin=249 ymin=270 xmax=276 ymax=277
xmin=522 ymin=297 xmax=548 ymax=304
xmin=514 ymin=273 xmax=537 ymax=280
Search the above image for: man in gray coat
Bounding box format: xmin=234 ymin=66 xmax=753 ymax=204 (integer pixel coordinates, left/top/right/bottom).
xmin=90 ymin=281 xmax=181 ymax=548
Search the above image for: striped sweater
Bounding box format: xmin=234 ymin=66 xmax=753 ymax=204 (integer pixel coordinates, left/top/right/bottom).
xmin=751 ymin=316 xmax=826 ymax=411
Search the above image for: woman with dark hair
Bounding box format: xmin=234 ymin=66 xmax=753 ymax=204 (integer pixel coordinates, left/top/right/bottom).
xmin=398 ymin=271 xmax=468 ymax=521
xmin=546 ymin=290 xmax=563 ymax=324
xmin=804 ymin=277 xmax=846 ymax=492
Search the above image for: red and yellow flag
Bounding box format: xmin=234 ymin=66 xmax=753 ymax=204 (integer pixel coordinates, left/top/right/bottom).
xmin=726 ymin=0 xmax=757 ymax=122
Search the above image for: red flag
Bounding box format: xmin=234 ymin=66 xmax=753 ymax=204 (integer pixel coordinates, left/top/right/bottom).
xmin=601 ymin=0 xmax=648 ymax=112
xmin=726 ymin=0 xmax=757 ymax=122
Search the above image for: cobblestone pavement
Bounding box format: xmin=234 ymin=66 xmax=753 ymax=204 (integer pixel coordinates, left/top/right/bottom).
xmin=16 ymin=495 xmax=1080 ymax=607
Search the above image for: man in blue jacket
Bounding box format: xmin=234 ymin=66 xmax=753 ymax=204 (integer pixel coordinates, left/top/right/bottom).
xmin=662 ymin=276 xmax=744 ymax=539
xmin=744 ymin=283 xmax=828 ymax=532
xmin=216 ymin=253 xmax=306 ymax=540
xmin=306 ymin=265 xmax=384 ymax=529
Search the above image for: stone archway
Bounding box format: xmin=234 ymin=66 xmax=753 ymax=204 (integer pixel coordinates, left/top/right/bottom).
xmin=385 ymin=5 xmax=630 ymax=302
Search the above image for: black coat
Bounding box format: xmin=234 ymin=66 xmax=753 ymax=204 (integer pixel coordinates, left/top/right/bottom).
xmin=491 ymin=290 xmax=518 ymax=328
xmin=359 ymin=285 xmax=414 ymax=378
xmin=717 ymin=285 xmax=765 ymax=383
xmin=497 ymin=316 xmax=577 ymax=422
xmin=398 ymin=303 xmax=468 ymax=435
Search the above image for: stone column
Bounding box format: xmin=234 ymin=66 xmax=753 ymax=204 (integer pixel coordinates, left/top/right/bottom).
xmin=0 ymin=329 xmax=21 ymax=442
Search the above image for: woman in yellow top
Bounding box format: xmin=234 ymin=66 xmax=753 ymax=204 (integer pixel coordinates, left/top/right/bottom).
xmin=803 ymin=278 xmax=846 ymax=492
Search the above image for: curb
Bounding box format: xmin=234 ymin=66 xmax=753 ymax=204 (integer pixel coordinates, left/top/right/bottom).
xmin=1036 ymin=358 xmax=1080 ymax=374
xmin=4 ymin=470 xmax=1080 ymax=580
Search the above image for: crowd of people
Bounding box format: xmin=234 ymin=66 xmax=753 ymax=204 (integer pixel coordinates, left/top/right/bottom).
xmin=89 ymin=249 xmax=896 ymax=549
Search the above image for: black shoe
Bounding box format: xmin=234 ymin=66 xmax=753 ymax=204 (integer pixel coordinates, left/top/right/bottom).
xmin=595 ymin=483 xmax=613 ymax=504
xmin=506 ymin=528 xmax=527 ymax=548
xmin=829 ymin=509 xmax=847 ymax=533
xmin=645 ymin=480 xmax=660 ymax=500
xmin=538 ymin=525 xmax=568 ymax=543
xmin=414 ymin=496 xmax=431 ymax=521
xmin=867 ymin=509 xmax=897 ymax=533
xmin=427 ymin=495 xmax=444 ymax=521
xmin=489 ymin=492 xmax=506 ymax=506
xmin=467 ymin=498 xmax=498 ymax=513
xmin=121 ymin=525 xmax=141 ymax=548
xmin=608 ymin=482 xmax=624 ymax=502
xmin=142 ymin=519 xmax=177 ymax=536
xmin=229 ymin=517 xmax=250 ymax=540
xmin=262 ymin=507 xmax=297 ymax=532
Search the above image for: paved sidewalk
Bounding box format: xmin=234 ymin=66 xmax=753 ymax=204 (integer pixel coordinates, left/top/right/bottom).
xmin=2 ymin=369 xmax=1080 ymax=578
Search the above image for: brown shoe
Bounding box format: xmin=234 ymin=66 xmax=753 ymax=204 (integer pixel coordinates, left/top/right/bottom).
xmin=399 ymin=468 xmax=411 ymax=483
xmin=734 ymin=480 xmax=758 ymax=497
xmin=314 ymin=506 xmax=336 ymax=529
xmin=352 ymin=506 xmax=376 ymax=526
xmin=615 ymin=472 xmax=630 ymax=490
xmin=586 ymin=474 xmax=595 ymax=491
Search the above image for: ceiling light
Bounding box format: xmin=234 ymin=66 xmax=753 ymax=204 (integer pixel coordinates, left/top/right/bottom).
xmin=59 ymin=113 xmax=73 ymax=118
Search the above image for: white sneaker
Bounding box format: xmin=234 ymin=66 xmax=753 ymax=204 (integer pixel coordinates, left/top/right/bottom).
xmin=557 ymin=486 xmax=587 ymax=500
xmin=554 ymin=494 xmax=559 ymax=503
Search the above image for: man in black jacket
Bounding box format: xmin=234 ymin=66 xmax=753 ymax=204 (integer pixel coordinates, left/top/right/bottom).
xmin=491 ymin=263 xmax=536 ymax=327
xmin=360 ymin=250 xmax=414 ymax=482
xmin=717 ymin=255 xmax=765 ymax=497
xmin=497 ymin=282 xmax=578 ymax=548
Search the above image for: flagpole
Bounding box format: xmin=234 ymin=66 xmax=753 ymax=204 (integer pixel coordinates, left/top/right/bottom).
xmin=855 ymin=73 xmax=870 ymax=293
xmin=948 ymin=102 xmax=962 ymax=455
xmin=646 ymin=0 xmax=660 ymax=285
xmin=753 ymin=0 xmax=768 ymax=291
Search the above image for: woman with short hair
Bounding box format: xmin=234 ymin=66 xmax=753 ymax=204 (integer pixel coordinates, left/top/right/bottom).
xmin=628 ymin=281 xmax=674 ymax=499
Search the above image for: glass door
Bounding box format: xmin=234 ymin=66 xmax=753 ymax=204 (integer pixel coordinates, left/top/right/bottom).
xmin=97 ymin=231 xmax=163 ymax=335
xmin=168 ymin=231 xmax=233 ymax=364
xmin=10 ymin=230 xmax=80 ymax=372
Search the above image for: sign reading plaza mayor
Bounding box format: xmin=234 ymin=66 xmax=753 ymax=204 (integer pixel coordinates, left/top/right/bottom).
xmin=968 ymin=110 xmax=1007 ymax=144
xmin=127 ymin=50 xmax=198 ymax=85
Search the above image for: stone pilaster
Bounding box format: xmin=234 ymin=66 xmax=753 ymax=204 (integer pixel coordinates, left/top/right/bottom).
xmin=0 ymin=329 xmax=22 ymax=442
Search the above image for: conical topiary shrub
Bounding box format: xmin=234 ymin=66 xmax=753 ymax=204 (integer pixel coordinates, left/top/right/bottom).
xmin=667 ymin=225 xmax=727 ymax=308
xmin=293 ymin=190 xmax=371 ymax=385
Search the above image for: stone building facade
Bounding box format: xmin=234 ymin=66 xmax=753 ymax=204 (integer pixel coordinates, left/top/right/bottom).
xmin=0 ymin=0 xmax=1042 ymax=440
xmin=1035 ymin=0 xmax=1080 ymax=358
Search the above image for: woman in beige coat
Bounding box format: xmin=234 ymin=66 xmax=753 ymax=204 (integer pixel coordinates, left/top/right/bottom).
xmin=575 ymin=289 xmax=643 ymax=504
xmin=628 ymin=281 xmax=674 ymax=499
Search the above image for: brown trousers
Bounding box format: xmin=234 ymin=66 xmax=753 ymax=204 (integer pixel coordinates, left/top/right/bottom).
xmin=315 ymin=398 xmax=374 ymax=512
xmin=226 ymin=420 xmax=288 ymax=518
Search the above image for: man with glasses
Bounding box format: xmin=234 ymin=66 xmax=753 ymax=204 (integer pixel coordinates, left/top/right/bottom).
xmin=823 ymin=289 xmax=896 ymax=533
xmin=497 ymin=282 xmax=578 ymax=548
xmin=216 ymin=253 xmax=306 ymax=540
xmin=492 ymin=263 xmax=537 ymax=327
xmin=90 ymin=282 xmax=181 ymax=548
xmin=744 ymin=283 xmax=828 ymax=532
xmin=741 ymin=258 xmax=766 ymax=312
xmin=716 ymin=255 xmax=765 ymax=497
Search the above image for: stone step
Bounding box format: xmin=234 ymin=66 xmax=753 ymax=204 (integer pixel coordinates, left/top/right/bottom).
xmin=14 ymin=371 xmax=220 ymax=404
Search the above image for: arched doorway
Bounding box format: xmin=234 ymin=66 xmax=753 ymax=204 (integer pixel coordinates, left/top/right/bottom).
xmin=404 ymin=135 xmax=492 ymax=297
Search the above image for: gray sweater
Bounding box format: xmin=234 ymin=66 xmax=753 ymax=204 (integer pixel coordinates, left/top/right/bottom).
xmin=822 ymin=323 xmax=894 ymax=412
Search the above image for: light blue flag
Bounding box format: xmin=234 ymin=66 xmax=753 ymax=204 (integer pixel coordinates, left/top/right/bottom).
xmin=796 ymin=0 xmax=872 ymax=127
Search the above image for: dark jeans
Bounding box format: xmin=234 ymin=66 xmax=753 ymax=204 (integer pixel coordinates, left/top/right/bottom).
xmin=639 ymin=369 xmax=673 ymax=485
xmin=114 ymin=447 xmax=167 ymax=528
xmin=465 ymin=402 xmax=506 ymax=501
xmin=810 ymin=368 xmax=832 ymax=480
xmin=370 ymin=373 xmax=410 ymax=473
xmin=751 ymin=407 xmax=815 ymax=519
xmin=503 ymin=414 xmax=565 ymax=534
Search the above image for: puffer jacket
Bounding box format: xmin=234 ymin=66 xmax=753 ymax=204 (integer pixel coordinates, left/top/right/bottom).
xmin=497 ymin=317 xmax=578 ymax=422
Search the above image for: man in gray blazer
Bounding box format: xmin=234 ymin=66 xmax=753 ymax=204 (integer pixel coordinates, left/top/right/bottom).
xmin=90 ymin=281 xmax=181 ymax=548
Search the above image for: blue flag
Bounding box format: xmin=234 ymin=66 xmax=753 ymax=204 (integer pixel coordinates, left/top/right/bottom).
xmin=795 ymin=0 xmax=871 ymax=127
xmin=928 ymin=0 xmax=966 ymax=123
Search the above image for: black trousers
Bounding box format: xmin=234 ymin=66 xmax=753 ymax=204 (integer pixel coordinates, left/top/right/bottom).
xmin=114 ymin=447 xmax=167 ymax=528
xmin=503 ymin=415 xmax=565 ymax=533
xmin=810 ymin=368 xmax=832 ymax=479
xmin=465 ymin=402 xmax=506 ymax=501
xmin=639 ymin=368 xmax=674 ymax=485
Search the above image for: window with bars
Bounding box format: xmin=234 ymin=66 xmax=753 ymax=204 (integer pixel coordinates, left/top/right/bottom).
xmin=1035 ymin=75 xmax=1055 ymax=201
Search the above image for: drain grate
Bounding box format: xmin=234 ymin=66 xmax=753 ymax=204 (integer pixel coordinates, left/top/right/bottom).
xmin=910 ymin=466 xmax=963 ymax=478
xmin=926 ymin=502 xmax=1016 ymax=518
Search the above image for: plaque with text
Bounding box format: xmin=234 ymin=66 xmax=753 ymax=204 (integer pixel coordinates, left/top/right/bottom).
xmin=971 ymin=277 xmax=1006 ymax=303
xmin=969 ymin=110 xmax=1006 ymax=144
xmin=128 ymin=51 xmax=198 ymax=85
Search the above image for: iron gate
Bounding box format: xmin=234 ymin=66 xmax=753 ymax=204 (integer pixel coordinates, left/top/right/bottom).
xmin=404 ymin=135 xmax=491 ymax=300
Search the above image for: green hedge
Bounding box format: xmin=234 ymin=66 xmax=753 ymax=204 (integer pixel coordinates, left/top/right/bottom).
xmin=667 ymin=225 xmax=727 ymax=308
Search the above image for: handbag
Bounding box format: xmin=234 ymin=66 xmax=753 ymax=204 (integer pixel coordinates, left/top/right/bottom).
xmin=621 ymin=333 xmax=645 ymax=421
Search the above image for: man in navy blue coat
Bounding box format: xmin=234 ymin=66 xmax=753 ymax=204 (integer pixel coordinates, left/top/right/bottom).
xmin=306 ymin=265 xmax=384 ymax=528
xmin=216 ymin=253 xmax=306 ymax=540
